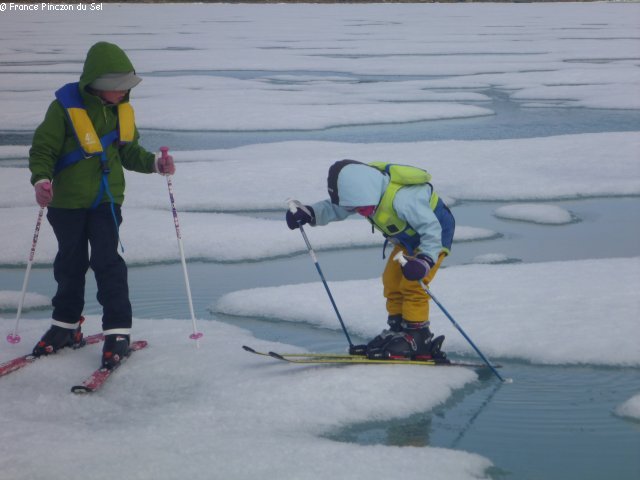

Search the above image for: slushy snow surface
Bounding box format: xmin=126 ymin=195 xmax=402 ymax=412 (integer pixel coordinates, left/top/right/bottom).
xmin=494 ymin=204 xmax=574 ymax=225
xmin=471 ymin=253 xmax=513 ymax=265
xmin=1 ymin=3 xmax=639 ymax=480
xmin=1 ymin=319 xmax=489 ymax=480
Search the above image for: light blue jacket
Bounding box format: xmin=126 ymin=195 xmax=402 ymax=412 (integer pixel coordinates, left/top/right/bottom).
xmin=311 ymin=163 xmax=451 ymax=262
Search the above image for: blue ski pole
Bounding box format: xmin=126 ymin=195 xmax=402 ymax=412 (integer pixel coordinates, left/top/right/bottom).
xmin=287 ymin=199 xmax=354 ymax=349
xmin=394 ymin=252 xmax=511 ymax=383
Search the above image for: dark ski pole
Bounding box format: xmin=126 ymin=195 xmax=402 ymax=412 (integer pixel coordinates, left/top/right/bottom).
xmin=394 ymin=252 xmax=511 ymax=383
xmin=287 ymin=199 xmax=354 ymax=348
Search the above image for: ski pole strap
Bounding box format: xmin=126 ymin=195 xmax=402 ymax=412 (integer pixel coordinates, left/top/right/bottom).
xmin=90 ymin=152 xmax=124 ymax=253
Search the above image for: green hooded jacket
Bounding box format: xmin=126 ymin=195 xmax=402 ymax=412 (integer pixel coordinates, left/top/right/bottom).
xmin=29 ymin=42 xmax=155 ymax=209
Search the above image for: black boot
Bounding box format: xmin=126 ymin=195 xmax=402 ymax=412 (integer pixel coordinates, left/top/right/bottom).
xmin=367 ymin=321 xmax=447 ymax=361
xmin=424 ymin=335 xmax=449 ymax=363
xmin=32 ymin=319 xmax=84 ymax=357
xmin=102 ymin=334 xmax=131 ymax=369
xmin=349 ymin=315 xmax=403 ymax=355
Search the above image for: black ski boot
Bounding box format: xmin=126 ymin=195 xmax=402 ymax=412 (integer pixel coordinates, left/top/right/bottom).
xmin=367 ymin=321 xmax=447 ymax=361
xmin=423 ymin=335 xmax=449 ymax=363
xmin=349 ymin=315 xmax=403 ymax=356
xmin=32 ymin=318 xmax=85 ymax=357
xmin=102 ymin=334 xmax=131 ymax=369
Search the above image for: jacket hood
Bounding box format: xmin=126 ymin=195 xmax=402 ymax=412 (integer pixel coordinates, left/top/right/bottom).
xmin=328 ymin=161 xmax=387 ymax=207
xmin=79 ymin=42 xmax=137 ymax=91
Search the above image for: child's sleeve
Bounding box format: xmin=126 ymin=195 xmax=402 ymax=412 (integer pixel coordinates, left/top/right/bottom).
xmin=394 ymin=185 xmax=443 ymax=262
xmin=118 ymin=126 xmax=156 ymax=173
xmin=29 ymin=101 xmax=66 ymax=185
xmin=310 ymin=199 xmax=354 ymax=226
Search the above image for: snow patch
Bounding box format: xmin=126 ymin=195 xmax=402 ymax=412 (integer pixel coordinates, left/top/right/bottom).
xmin=494 ymin=203 xmax=574 ymax=225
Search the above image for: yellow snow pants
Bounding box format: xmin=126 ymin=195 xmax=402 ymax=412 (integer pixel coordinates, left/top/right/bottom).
xmin=382 ymin=244 xmax=446 ymax=324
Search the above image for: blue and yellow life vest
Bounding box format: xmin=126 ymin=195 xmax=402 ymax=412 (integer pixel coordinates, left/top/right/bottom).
xmin=367 ymin=162 xmax=454 ymax=257
xmin=54 ymin=82 xmax=135 ymax=177
xmin=54 ymin=82 xmax=135 ymax=210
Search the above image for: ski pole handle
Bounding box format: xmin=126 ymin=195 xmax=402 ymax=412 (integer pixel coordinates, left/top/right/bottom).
xmin=160 ymin=146 xmax=170 ymax=161
xmin=286 ymin=198 xmax=313 ymax=218
xmin=163 ymin=147 xmax=181 ymax=239
xmin=158 ymin=146 xmax=174 ymax=177
xmin=286 ymin=198 xmax=317 ymax=260
xmin=393 ymin=251 xmax=408 ymax=267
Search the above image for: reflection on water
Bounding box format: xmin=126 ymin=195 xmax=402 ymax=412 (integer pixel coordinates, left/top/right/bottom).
xmin=326 ymin=363 xmax=640 ymax=480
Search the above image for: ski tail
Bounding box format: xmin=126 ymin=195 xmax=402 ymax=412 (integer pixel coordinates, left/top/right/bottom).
xmin=0 ymin=333 xmax=104 ymax=379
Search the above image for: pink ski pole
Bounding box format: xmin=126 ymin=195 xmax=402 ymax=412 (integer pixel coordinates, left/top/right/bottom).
xmin=7 ymin=207 xmax=45 ymax=344
xmin=161 ymin=147 xmax=202 ymax=346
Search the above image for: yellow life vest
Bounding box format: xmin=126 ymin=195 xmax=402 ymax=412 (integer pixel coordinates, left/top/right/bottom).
xmin=368 ymin=162 xmax=439 ymax=238
xmin=54 ymin=82 xmax=135 ymax=175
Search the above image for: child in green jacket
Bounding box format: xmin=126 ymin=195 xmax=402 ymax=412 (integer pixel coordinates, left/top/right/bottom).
xmin=29 ymin=41 xmax=175 ymax=369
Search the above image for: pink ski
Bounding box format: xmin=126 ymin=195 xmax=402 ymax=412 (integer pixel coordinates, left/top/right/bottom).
xmin=71 ymin=340 xmax=148 ymax=394
xmin=0 ymin=333 xmax=103 ymax=379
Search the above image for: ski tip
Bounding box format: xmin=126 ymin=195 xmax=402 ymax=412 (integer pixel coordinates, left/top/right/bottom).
xmin=503 ymin=377 xmax=514 ymax=384
xmin=268 ymin=351 xmax=286 ymax=360
xmin=242 ymin=345 xmax=257 ymax=353
xmin=72 ymin=339 xmax=87 ymax=350
xmin=131 ymin=340 xmax=148 ymax=350
xmin=71 ymin=385 xmax=93 ymax=394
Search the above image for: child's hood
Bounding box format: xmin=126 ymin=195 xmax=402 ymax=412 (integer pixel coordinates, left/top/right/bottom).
xmin=335 ymin=163 xmax=388 ymax=207
xmin=79 ymin=42 xmax=137 ymax=91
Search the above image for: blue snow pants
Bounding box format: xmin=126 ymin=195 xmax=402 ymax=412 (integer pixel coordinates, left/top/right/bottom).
xmin=47 ymin=203 xmax=132 ymax=331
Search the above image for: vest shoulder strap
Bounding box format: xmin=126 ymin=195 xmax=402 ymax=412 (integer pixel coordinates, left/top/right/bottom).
xmin=117 ymin=102 xmax=135 ymax=143
xmin=56 ymin=82 xmax=103 ymax=157
xmin=369 ymin=162 xmax=432 ymax=185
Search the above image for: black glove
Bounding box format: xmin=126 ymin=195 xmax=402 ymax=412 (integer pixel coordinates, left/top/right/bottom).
xmin=401 ymin=254 xmax=434 ymax=281
xmin=286 ymin=205 xmax=315 ymax=230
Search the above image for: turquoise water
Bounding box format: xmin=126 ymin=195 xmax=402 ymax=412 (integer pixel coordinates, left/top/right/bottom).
xmin=326 ymin=363 xmax=640 ymax=480
xmin=1 ymin=77 xmax=639 ymax=479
